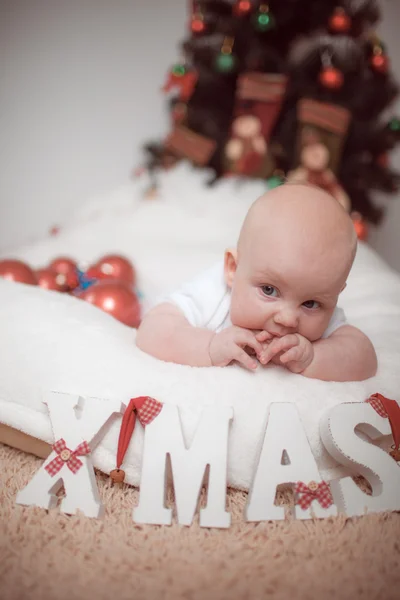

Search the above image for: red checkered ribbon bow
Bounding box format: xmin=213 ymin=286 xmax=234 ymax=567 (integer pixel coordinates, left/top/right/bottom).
xmin=295 ymin=480 xmax=333 ymax=510
xmin=45 ymin=438 xmax=91 ymax=477
xmin=366 ymin=393 xmax=400 ymax=451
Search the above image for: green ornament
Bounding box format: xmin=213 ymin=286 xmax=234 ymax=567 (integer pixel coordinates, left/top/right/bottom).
xmin=267 ymin=175 xmax=283 ymax=189
xmin=254 ymin=10 xmax=275 ymax=32
xmin=389 ymin=117 xmax=400 ymax=132
xmin=215 ymin=53 xmax=236 ymax=73
xmin=172 ymin=64 xmax=186 ymax=77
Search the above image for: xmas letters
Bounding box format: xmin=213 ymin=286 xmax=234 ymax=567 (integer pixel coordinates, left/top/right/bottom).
xmin=15 ymin=392 xmax=400 ymax=526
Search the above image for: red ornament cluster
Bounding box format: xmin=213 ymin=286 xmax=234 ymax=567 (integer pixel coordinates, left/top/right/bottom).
xmin=0 ymin=254 xmax=141 ymax=328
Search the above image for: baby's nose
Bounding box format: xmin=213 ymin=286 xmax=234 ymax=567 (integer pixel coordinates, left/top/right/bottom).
xmin=273 ymin=307 xmax=299 ymax=329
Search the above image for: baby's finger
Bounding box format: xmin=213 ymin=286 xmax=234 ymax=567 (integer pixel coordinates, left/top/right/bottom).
xmin=279 ymin=347 xmax=300 ymax=364
xmin=260 ymin=335 xmax=298 ymax=364
xmin=234 ymin=347 xmax=258 ymax=371
xmin=239 ymin=332 xmax=263 ymax=356
xmin=255 ymin=330 xmax=272 ymax=342
xmin=259 ymin=340 xmax=280 ymax=364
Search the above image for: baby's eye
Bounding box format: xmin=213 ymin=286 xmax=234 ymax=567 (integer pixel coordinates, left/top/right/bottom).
xmin=302 ymin=300 xmax=320 ymax=309
xmin=261 ymin=285 xmax=278 ymax=297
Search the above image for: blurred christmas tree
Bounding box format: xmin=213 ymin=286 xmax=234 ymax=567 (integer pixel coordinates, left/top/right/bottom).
xmin=145 ymin=0 xmax=400 ymax=235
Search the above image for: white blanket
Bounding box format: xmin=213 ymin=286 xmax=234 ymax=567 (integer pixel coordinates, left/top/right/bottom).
xmin=1 ymin=163 xmax=399 ymax=489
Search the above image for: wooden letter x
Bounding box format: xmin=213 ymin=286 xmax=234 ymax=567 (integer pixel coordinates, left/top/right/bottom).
xmin=16 ymin=391 xmax=123 ymax=518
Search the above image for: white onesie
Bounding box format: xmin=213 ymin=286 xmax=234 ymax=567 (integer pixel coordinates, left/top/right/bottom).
xmin=158 ymin=261 xmax=346 ymax=337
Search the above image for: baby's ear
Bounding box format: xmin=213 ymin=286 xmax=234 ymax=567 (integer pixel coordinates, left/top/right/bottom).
xmin=340 ymin=282 xmax=347 ymax=292
xmin=224 ymin=248 xmax=238 ymax=288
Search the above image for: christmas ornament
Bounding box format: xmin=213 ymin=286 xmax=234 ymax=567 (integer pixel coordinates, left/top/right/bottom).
xmin=162 ymin=63 xmax=198 ymax=103
xmin=294 ymin=98 xmax=351 ymax=173
xmin=49 ymin=256 xmax=77 ymax=275
xmin=234 ymin=0 xmax=252 ymax=17
xmin=78 ymin=280 xmax=141 ymax=328
xmin=370 ymin=53 xmax=389 ymax=74
xmin=164 ymin=124 xmax=217 ymax=166
xmin=328 ymin=7 xmax=351 ymax=34
xmin=49 ymin=257 xmax=79 ymax=290
xmin=0 ymin=259 xmax=37 ymax=285
xmin=351 ymin=211 xmax=369 ymax=241
xmin=369 ymin=36 xmax=390 ymax=74
xmin=287 ymin=99 xmax=352 ymax=210
xmin=87 ymin=254 xmax=136 ymax=286
xmin=319 ymin=66 xmax=344 ymax=90
xmin=191 ymin=3 xmax=206 ymax=34
xmin=36 ymin=268 xmax=69 ymax=292
xmin=215 ymin=36 xmax=237 ymax=73
xmin=319 ymin=51 xmax=344 ymax=90
xmin=224 ymin=73 xmax=287 ymax=178
xmin=253 ymin=3 xmax=275 ymax=32
xmin=389 ymin=117 xmax=400 ymax=132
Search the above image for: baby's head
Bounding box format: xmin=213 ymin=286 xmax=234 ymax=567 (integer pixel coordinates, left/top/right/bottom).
xmin=224 ymin=184 xmax=357 ymax=341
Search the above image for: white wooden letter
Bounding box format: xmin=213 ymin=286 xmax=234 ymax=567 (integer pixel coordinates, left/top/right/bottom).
xmin=246 ymin=403 xmax=337 ymax=521
xmin=320 ymin=402 xmax=400 ymax=516
xmin=16 ymin=392 xmax=123 ymax=518
xmin=133 ymin=404 xmax=233 ymax=528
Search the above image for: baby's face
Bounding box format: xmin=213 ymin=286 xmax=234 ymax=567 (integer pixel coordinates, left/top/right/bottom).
xmin=226 ymin=186 xmax=355 ymax=342
xmin=228 ymin=251 xmax=344 ymax=342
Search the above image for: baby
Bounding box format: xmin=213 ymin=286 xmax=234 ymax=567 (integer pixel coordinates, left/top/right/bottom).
xmin=136 ymin=184 xmax=377 ymax=381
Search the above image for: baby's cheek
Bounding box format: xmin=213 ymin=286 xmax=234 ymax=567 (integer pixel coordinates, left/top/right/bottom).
xmin=300 ymin=313 xmax=332 ymax=341
xmin=230 ymin=295 xmax=258 ymax=329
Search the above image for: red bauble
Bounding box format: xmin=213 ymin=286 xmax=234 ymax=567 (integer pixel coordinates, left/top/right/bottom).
xmin=49 ymin=256 xmax=79 ymax=290
xmin=78 ymin=280 xmax=141 ymax=328
xmin=329 ymin=8 xmax=351 ymax=33
xmin=87 ymin=254 xmax=136 ymax=286
xmin=370 ymin=53 xmax=389 ymax=74
xmin=234 ymin=0 xmax=252 ymax=16
xmin=36 ymin=268 xmax=69 ymax=292
xmin=191 ymin=17 xmax=205 ymax=33
xmin=351 ymin=212 xmax=369 ymax=241
xmin=49 ymin=257 xmax=77 ymax=276
xmin=319 ymin=67 xmax=344 ymax=90
xmin=0 ymin=259 xmax=37 ymax=285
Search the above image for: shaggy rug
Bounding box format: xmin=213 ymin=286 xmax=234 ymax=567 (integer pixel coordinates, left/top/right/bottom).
xmin=1 ymin=443 xmax=399 ymax=600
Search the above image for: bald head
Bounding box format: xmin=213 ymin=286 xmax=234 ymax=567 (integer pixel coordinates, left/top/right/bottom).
xmin=238 ymin=183 xmax=357 ymax=277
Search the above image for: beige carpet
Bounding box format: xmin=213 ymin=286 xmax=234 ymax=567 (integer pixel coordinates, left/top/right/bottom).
xmin=1 ymin=442 xmax=399 ymax=600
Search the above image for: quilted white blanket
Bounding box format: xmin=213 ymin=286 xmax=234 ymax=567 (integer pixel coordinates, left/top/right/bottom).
xmin=0 ymin=164 xmax=399 ymax=489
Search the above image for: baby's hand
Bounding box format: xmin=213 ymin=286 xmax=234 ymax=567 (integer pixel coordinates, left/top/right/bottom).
xmin=208 ymin=326 xmax=264 ymax=371
xmin=259 ymin=333 xmax=314 ymax=374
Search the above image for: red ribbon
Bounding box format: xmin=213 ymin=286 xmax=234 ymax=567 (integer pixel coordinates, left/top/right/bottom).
xmin=45 ymin=438 xmax=91 ymax=477
xmin=116 ymin=396 xmax=163 ymax=470
xmin=366 ymin=393 xmax=400 ymax=450
xmin=295 ymin=481 xmax=333 ymax=510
